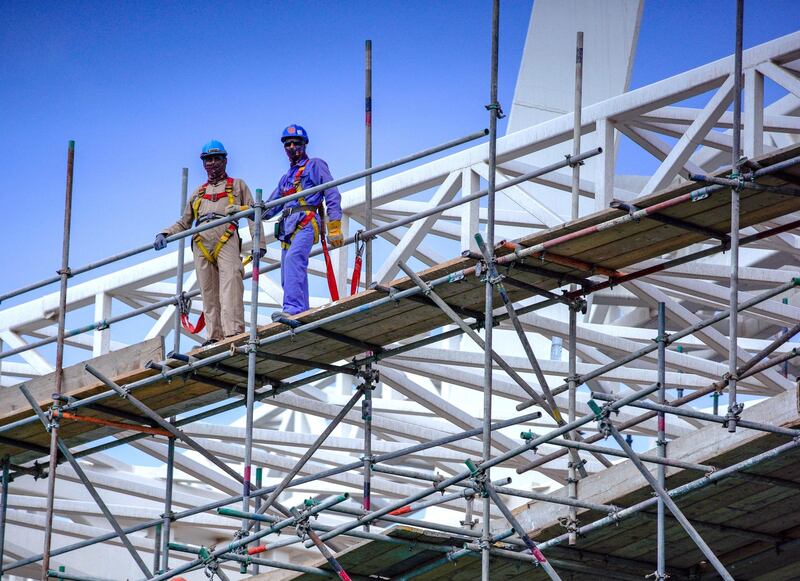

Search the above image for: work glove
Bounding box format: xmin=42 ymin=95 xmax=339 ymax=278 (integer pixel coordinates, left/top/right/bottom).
xmin=252 ymin=247 xmax=266 ymax=262
xmin=153 ymin=233 xmax=167 ymax=251
xmin=225 ymin=204 xmax=246 ymax=216
xmin=327 ymin=220 xmax=344 ymax=248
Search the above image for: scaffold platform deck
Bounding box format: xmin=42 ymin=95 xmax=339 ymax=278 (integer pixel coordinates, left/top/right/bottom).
xmin=1 ymin=143 xmax=799 ymax=466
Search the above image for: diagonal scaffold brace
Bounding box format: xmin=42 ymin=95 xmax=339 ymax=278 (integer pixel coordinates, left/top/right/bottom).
xmin=587 ymin=398 xmax=734 ymax=581
xmin=464 ymin=458 xmax=563 ymax=581
xmin=395 ymin=260 xmax=553 ymax=414
xmin=83 ymin=364 xmax=355 ymax=580
xmin=473 ymin=232 xmax=601 ymax=479
xmin=17 ymin=384 xmax=153 ymax=579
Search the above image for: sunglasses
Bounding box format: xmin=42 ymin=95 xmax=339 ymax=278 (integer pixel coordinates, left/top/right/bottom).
xmin=283 ymin=140 xmax=304 ymax=148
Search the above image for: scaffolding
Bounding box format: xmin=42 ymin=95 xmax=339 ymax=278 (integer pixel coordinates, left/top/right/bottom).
xmin=2 ymin=2 xmax=800 ymax=580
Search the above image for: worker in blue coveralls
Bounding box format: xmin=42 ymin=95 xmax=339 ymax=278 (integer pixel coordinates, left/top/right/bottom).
xmin=265 ymin=124 xmax=344 ymax=319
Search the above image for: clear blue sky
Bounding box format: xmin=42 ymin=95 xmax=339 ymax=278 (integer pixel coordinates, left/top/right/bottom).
xmin=2 ymin=0 xmax=798 ymax=304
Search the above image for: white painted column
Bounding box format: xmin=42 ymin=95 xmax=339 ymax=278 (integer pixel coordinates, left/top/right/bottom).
xmin=743 ymin=68 xmax=764 ymax=159
xmin=92 ymin=292 xmax=112 ymax=356
xmin=594 ymin=118 xmax=616 ymax=211
xmin=460 ymin=168 xmax=480 ymax=253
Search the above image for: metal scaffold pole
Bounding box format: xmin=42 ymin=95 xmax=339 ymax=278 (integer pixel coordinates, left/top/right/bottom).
xmin=482 ymin=2 xmax=500 ymax=577
xmin=160 ymin=427 xmax=175 ymax=573
xmin=656 ymin=302 xmax=667 ymax=580
xmin=362 ymin=366 xmax=374 ymax=531
xmin=365 ymin=38 xmax=373 ymax=288
xmin=241 ymin=187 xmax=263 ymax=562
xmin=0 ymin=456 xmax=8 ymax=575
xmin=567 ymin=31 xmax=584 ymax=545
xmin=172 ymin=168 xmax=189 ymax=355
xmin=42 ymin=140 xmax=76 ymax=581
xmin=253 ymin=466 xmax=262 ymax=575
xmin=727 ymin=0 xmax=744 ymax=433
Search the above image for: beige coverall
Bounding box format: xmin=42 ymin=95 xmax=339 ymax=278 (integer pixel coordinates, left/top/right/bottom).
xmin=161 ymin=178 xmax=260 ymax=342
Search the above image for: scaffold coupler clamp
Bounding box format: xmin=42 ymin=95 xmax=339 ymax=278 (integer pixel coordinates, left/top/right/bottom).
xmin=723 ymin=402 xmax=744 ymax=429
xmin=728 ymin=168 xmax=746 ymax=191
xmin=232 ymin=529 xmax=248 ymax=554
xmin=354 ymin=228 xmax=367 ymax=255
xmin=485 ymin=101 xmax=505 ymax=119
xmin=56 ymin=266 xmax=73 ymax=279
xmin=46 ymin=401 xmax=62 ymax=433
xmin=646 ymin=570 xmax=670 ymax=580
xmin=177 ymin=291 xmax=192 ymax=317
xmin=372 ymin=282 xmax=401 ymax=304
xmin=356 ymin=365 xmax=379 ymax=388
xmin=587 ymin=399 xmax=613 ymax=438
xmin=557 ymin=514 xmax=580 ymax=536
xmin=464 ymin=459 xmax=489 ymax=498
xmin=520 ymin=429 xmax=540 ymax=452
xmin=160 ymin=509 xmax=175 ymax=522
xmin=198 ymin=546 xmax=221 ymax=580
xmin=567 ymin=458 xmax=587 ymax=482
xmin=565 ymin=153 xmax=585 ymax=168
xmin=570 ymin=297 xmax=588 ymax=315
xmin=291 ymin=506 xmax=313 ymax=540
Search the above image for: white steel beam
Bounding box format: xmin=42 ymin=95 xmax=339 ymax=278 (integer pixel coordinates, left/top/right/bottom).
xmin=641 ymin=75 xmax=735 ymax=195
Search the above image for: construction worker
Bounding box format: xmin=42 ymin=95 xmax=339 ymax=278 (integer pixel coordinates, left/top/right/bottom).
xmin=154 ymin=140 xmax=264 ymax=345
xmin=265 ymin=124 xmax=344 ymax=318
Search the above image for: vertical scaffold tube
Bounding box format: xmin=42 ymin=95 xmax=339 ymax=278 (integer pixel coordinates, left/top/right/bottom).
xmin=42 ymin=139 xmax=76 ymax=581
xmin=656 ymin=302 xmax=667 ymax=579
xmin=0 ymin=456 xmax=9 ymax=572
xmin=242 ymin=188 xmax=263 ymax=556
xmin=172 ymin=168 xmax=189 ymax=355
xmin=253 ymin=467 xmax=263 ymax=575
xmin=567 ymin=30 xmax=584 ymax=546
xmin=363 ymin=368 xmax=373 ymax=531
xmin=160 ymin=431 xmax=175 ymax=572
xmin=482 ymin=1 xmax=500 ymax=578
xmin=727 ymin=0 xmax=744 ymax=434
xmin=365 ymin=39 xmax=373 ymax=288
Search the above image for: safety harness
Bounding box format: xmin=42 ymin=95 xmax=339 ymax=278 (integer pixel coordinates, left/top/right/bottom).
xmin=182 ymin=177 xmax=244 ymax=334
xmin=280 ymin=163 xmax=340 ymax=301
xmin=191 ymin=177 xmax=239 ymax=264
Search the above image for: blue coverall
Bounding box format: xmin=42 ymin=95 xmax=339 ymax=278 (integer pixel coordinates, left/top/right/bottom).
xmin=265 ymin=156 xmax=343 ymax=314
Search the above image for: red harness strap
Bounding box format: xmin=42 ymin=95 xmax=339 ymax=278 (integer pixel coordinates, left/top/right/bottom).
xmin=283 ymin=162 xmax=340 ymax=301
xmin=321 ymin=237 xmax=340 ymax=302
xmin=181 ymin=312 xmax=206 ymax=334
xmin=350 ymin=238 xmax=366 ymax=296
xmin=177 ymin=294 xmax=206 ymax=334
xmin=198 ymin=177 xmax=235 ymax=201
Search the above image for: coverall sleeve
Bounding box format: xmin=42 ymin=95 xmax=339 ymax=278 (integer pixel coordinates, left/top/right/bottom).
xmin=237 ymin=179 xmax=266 ymax=251
xmin=312 ymin=159 xmax=342 ymax=221
xmin=263 ymin=183 xmax=283 ymax=220
xmin=161 ymin=189 xmax=198 ymax=236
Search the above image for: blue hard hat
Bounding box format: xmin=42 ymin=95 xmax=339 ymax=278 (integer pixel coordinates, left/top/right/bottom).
xmin=200 ymin=140 xmax=227 ymax=158
xmin=281 ymin=124 xmax=309 ymax=144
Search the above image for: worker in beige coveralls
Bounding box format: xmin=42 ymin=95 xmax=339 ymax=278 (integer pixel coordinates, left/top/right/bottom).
xmin=154 ymin=140 xmax=264 ymax=346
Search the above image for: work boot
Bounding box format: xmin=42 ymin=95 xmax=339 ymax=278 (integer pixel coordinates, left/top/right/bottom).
xmin=201 ymin=339 xmax=218 ymax=347
xmin=271 ymin=310 xmax=290 ymax=323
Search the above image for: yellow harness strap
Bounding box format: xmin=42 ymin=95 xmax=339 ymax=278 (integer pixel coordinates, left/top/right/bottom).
xmin=192 ymin=178 xmax=237 ymax=264
xmin=280 ymin=165 xmax=321 ymax=250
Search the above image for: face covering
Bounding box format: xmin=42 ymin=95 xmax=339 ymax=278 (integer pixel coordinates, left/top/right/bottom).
xmin=203 ymin=155 xmax=228 ymax=183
